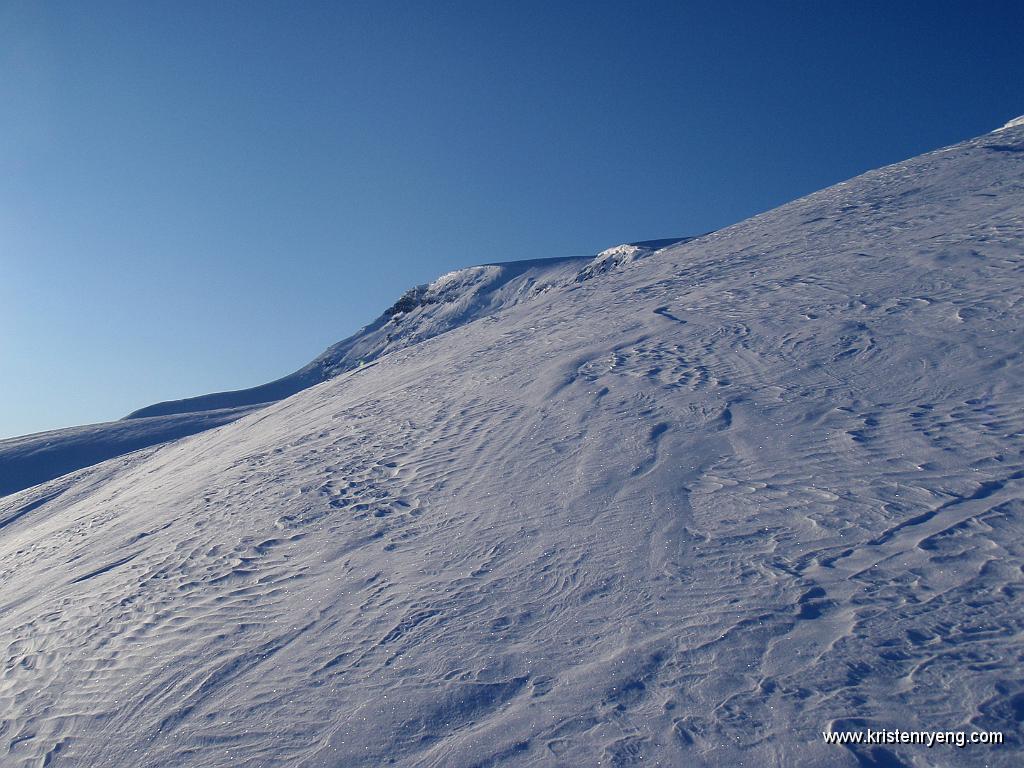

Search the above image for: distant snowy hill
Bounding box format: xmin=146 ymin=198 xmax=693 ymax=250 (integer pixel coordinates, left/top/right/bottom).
xmin=1 ymin=121 xmax=1022 ymax=767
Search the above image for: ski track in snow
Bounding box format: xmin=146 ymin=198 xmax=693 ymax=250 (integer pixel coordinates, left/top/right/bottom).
xmin=1 ymin=123 xmax=1023 ymax=767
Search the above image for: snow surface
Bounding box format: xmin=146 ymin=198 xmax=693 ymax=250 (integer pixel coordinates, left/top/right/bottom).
xmin=0 ymin=406 xmax=262 ymax=497
xmin=2 ymin=248 xmax=688 ymax=498
xmin=1 ymin=124 xmax=1023 ymax=767
xmin=125 ymin=246 xmax=688 ymax=421
xmin=124 ymin=257 xmax=591 ymax=419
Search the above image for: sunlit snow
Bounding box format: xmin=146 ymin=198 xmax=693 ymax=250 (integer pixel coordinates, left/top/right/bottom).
xmin=1 ymin=121 xmax=1023 ymax=767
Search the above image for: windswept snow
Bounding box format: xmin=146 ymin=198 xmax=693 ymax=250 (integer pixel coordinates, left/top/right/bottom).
xmin=1 ymin=245 xmax=689 ymax=498
xmin=575 ymin=243 xmax=654 ymax=282
xmin=1 ymin=125 xmax=1023 ymax=767
xmin=125 ymin=254 xmax=598 ymax=420
xmin=0 ymin=406 xmax=262 ymax=497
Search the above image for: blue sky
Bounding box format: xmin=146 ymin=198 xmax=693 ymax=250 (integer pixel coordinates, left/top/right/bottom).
xmin=2 ymin=0 xmax=1022 ymax=438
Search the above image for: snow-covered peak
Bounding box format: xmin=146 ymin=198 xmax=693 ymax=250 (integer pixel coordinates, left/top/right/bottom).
xmin=125 ymin=235 xmax=695 ymax=423
xmin=312 ymin=256 xmax=589 ymax=379
xmin=125 ymin=255 xmax=592 ymax=421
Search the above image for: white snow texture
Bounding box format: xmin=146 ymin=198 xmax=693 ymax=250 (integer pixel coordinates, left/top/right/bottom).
xmin=2 ymin=121 xmax=1023 ymax=767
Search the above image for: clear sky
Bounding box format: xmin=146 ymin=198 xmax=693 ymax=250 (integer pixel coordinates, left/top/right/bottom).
xmin=2 ymin=1 xmax=1022 ymax=439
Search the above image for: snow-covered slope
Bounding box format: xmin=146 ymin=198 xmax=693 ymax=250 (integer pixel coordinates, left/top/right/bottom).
xmin=0 ymin=406 xmax=262 ymax=498
xmin=123 ymin=256 xmax=590 ymax=419
xmin=2 ymin=122 xmax=1023 ymax=768
xmin=0 ymin=243 xmax=688 ymax=498
xmin=127 ymin=245 xmax=689 ymax=420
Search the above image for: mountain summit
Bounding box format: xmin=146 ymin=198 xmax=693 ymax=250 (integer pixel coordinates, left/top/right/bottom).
xmin=1 ymin=122 xmax=1022 ymax=767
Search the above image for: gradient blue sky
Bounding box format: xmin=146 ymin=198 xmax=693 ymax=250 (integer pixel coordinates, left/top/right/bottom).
xmin=2 ymin=1 xmax=1022 ymax=438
